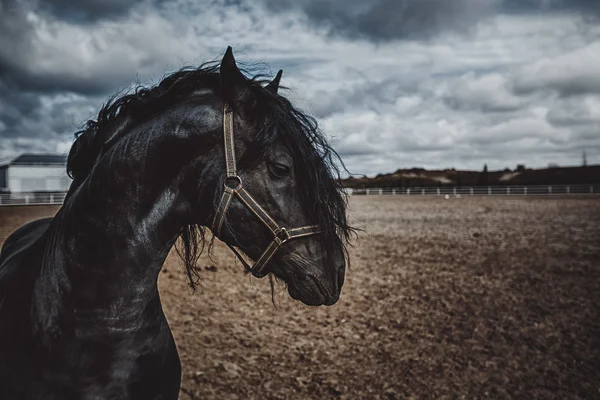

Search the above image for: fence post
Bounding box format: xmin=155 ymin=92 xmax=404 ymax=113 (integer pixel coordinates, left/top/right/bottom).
xmin=453 ymin=187 xmax=457 ymax=196
xmin=524 ymin=187 xmax=527 ymax=195
xmin=407 ymin=188 xmax=411 ymax=195
xmin=548 ymin=186 xmax=552 ymax=195
xmin=50 ymin=194 xmax=54 ymax=203
xmin=470 ymin=187 xmax=473 ymax=196
xmin=366 ymin=189 xmax=370 ymax=196
xmin=506 ymin=187 xmax=510 ymax=195
xmin=437 ymin=188 xmax=440 ymax=196
xmin=421 ymin=188 xmax=425 ymax=196
xmin=25 ymin=196 xmax=30 ymax=204
xmin=392 ymin=189 xmax=396 ymax=196
xmin=379 ymin=189 xmax=382 ymax=196
xmin=591 ymin=186 xmax=594 ymax=194
xmin=566 ymin=186 xmax=570 ymax=195
xmin=488 ymin=186 xmax=491 ymax=196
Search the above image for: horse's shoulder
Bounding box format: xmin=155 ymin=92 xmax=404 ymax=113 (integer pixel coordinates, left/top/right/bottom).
xmin=0 ymin=217 xmax=53 ymax=284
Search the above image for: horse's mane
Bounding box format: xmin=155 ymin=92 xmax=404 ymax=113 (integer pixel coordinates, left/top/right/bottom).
xmin=64 ymin=59 xmax=354 ymax=290
xmin=66 ymin=62 xmax=222 ymax=187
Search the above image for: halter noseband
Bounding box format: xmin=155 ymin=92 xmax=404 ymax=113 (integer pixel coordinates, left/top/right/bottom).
xmin=212 ymin=103 xmax=320 ymax=278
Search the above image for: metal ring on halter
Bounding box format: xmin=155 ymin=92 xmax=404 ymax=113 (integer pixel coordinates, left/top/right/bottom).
xmin=225 ymin=175 xmax=242 ymax=186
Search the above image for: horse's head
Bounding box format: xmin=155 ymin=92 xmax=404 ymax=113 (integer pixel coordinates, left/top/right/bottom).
xmin=204 ymin=48 xmax=350 ymax=306
xmin=65 ymin=47 xmax=351 ymax=307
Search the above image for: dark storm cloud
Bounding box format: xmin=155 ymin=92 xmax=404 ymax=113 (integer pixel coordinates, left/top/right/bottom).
xmin=0 ymin=83 xmax=41 ymax=137
xmin=0 ymin=0 xmax=114 ymax=152
xmin=0 ymin=0 xmax=144 ymax=94
xmin=0 ymin=2 xmax=42 ymax=141
xmin=257 ymin=0 xmax=600 ymax=42
xmin=258 ymin=0 xmax=498 ymax=41
xmin=0 ymin=0 xmax=172 ymax=154
xmin=0 ymin=80 xmax=97 ymax=141
xmin=503 ymin=0 xmax=600 ymax=13
xmin=0 ymin=1 xmax=34 ymax=69
xmin=39 ymin=0 xmax=139 ymax=23
xmin=0 ymin=66 xmax=129 ymax=95
xmin=513 ymin=75 xmax=600 ymax=98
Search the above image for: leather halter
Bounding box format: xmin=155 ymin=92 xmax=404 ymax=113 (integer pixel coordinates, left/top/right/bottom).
xmin=212 ymin=103 xmax=320 ymax=278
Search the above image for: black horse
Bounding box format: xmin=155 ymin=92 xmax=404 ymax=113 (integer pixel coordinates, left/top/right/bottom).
xmin=0 ymin=47 xmax=351 ymax=399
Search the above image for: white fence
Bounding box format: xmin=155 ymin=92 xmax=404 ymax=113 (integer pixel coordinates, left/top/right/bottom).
xmin=1 ymin=185 xmax=599 ymax=206
xmin=0 ymin=192 xmax=67 ymax=206
xmin=346 ymin=184 xmax=600 ymax=197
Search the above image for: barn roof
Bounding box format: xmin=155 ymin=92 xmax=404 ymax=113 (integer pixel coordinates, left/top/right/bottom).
xmin=0 ymin=153 xmax=67 ymax=167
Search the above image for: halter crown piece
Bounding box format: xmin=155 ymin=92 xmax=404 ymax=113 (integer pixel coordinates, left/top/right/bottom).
xmin=212 ymin=103 xmax=320 ymax=278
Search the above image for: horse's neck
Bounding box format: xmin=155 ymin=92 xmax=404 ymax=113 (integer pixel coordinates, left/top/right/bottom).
xmin=32 ymin=136 xmax=191 ymax=338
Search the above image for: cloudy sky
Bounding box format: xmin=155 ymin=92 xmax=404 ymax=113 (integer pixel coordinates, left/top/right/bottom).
xmin=1 ymin=0 xmax=599 ymax=176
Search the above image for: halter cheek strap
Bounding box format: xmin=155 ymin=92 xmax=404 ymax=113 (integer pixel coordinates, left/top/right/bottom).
xmin=212 ymin=103 xmax=320 ymax=278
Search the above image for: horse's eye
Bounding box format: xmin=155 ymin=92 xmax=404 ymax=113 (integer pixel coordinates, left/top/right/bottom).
xmin=267 ymin=161 xmax=291 ymax=178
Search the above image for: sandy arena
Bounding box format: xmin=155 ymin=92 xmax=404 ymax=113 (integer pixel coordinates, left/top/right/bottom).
xmin=1 ymin=196 xmax=599 ymax=399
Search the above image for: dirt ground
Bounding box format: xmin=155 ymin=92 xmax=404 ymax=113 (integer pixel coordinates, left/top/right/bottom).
xmin=1 ymin=197 xmax=599 ymax=399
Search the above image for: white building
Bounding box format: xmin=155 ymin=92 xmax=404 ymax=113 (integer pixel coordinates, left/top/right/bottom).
xmin=0 ymin=153 xmax=71 ymax=194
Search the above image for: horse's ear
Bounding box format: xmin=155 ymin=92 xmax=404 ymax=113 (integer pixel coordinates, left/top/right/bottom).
xmin=220 ymin=46 xmax=247 ymax=104
xmin=265 ymin=69 xmax=283 ymax=94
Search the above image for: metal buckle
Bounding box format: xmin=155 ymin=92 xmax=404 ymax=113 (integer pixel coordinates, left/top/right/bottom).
xmin=276 ymin=227 xmax=291 ymax=244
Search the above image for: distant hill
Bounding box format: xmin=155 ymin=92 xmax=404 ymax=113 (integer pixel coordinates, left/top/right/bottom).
xmin=341 ymin=165 xmax=600 ymax=188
